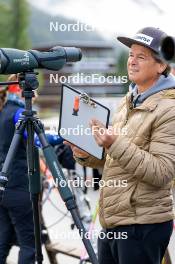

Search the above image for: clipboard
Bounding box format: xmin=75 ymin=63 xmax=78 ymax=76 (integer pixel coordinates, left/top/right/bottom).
xmin=58 ymin=84 xmax=110 ymax=159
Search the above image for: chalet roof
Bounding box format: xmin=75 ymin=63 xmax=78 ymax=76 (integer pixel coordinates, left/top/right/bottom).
xmin=33 ymin=40 xmax=116 ymax=50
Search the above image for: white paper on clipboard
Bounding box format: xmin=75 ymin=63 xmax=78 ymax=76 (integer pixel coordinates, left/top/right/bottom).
xmin=58 ymin=84 xmax=110 ymax=160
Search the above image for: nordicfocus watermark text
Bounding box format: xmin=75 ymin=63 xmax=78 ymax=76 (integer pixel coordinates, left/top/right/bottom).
xmin=59 ymin=125 xmax=128 ymax=137
xmin=52 ymin=178 xmax=127 ymax=189
xmin=50 ymin=73 xmax=128 ymax=85
xmin=44 ymin=123 xmax=128 ymax=137
xmin=49 ymin=229 xmax=128 ymax=240
xmin=50 ymin=21 xmax=94 ymax=32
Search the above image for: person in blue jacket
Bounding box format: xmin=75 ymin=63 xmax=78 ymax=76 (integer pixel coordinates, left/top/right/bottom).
xmin=0 ymin=74 xmax=36 ymax=264
xmin=0 ymin=74 xmax=63 ymax=263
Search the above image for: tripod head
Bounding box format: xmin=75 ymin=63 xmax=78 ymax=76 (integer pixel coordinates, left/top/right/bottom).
xmin=18 ymin=71 xmax=39 ymax=100
xmin=18 ymin=72 xmax=39 ymax=91
xmin=0 ymin=71 xmax=39 ymax=116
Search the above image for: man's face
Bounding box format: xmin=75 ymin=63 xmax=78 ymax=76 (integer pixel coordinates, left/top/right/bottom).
xmin=127 ymin=44 xmax=163 ymax=89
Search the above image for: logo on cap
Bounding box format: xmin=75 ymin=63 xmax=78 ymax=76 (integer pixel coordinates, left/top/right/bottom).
xmin=134 ymin=33 xmax=153 ymax=46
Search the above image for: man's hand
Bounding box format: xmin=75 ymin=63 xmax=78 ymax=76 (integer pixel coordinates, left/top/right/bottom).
xmin=64 ymin=141 xmax=90 ymax=159
xmin=90 ymin=119 xmax=117 ymax=149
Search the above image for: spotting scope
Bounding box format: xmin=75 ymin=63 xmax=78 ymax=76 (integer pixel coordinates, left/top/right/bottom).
xmin=0 ymin=46 xmax=82 ymax=74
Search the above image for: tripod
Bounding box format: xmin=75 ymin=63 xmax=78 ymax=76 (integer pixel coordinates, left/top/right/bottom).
xmin=0 ymin=72 xmax=98 ymax=264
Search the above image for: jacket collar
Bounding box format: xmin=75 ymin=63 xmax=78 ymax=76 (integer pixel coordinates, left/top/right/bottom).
xmin=126 ymin=91 xmax=161 ymax=112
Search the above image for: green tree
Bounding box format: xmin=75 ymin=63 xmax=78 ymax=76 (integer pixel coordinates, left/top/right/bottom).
xmin=11 ymin=0 xmax=31 ymax=49
xmin=0 ymin=0 xmax=30 ymax=49
xmin=0 ymin=0 xmax=30 ymax=81
xmin=0 ymin=2 xmax=13 ymax=47
xmin=116 ymin=50 xmax=130 ymax=93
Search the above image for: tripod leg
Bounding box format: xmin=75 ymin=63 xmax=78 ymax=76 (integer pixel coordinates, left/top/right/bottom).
xmin=34 ymin=124 xmax=98 ymax=264
xmin=30 ymin=147 xmax=43 ymax=264
xmin=25 ymin=116 xmax=43 ymax=264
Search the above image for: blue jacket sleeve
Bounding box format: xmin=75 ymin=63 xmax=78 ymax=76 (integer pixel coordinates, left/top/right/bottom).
xmin=13 ymin=108 xmax=24 ymax=124
xmin=13 ymin=108 xmax=27 ymax=139
xmin=34 ymin=134 xmax=63 ymax=147
xmin=13 ymin=109 xmax=63 ymax=146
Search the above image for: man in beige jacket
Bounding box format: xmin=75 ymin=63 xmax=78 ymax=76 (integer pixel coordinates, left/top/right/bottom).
xmin=66 ymin=27 xmax=175 ymax=264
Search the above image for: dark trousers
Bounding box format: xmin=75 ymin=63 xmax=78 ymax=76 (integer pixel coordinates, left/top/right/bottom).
xmin=0 ymin=189 xmax=35 ymax=264
xmin=98 ymin=220 xmax=173 ymax=264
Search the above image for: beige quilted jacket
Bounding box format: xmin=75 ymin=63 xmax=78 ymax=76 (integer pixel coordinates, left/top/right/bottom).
xmin=75 ymin=89 xmax=175 ymax=228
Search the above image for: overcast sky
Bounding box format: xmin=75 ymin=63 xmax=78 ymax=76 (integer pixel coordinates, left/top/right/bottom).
xmin=28 ymin=0 xmax=175 ymax=39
